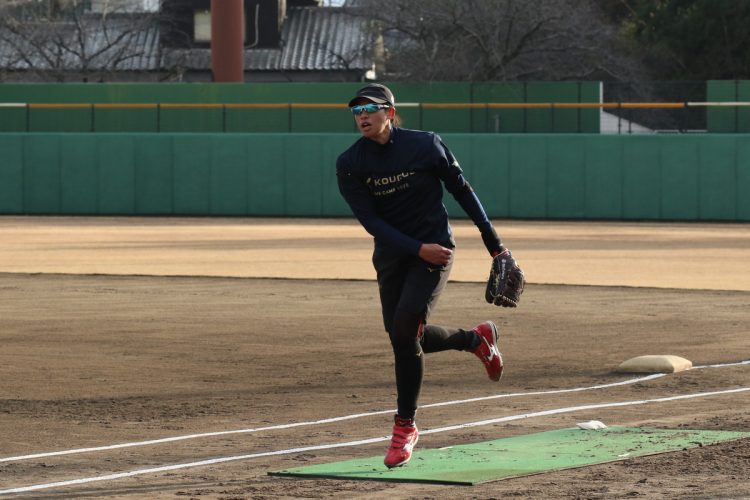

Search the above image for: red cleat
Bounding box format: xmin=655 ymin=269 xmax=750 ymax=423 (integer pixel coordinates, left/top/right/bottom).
xmin=384 ymin=416 xmax=419 ymax=468
xmin=472 ymin=321 xmax=503 ymax=381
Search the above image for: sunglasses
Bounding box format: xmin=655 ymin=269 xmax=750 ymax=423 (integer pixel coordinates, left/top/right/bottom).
xmin=351 ymin=103 xmax=390 ymax=115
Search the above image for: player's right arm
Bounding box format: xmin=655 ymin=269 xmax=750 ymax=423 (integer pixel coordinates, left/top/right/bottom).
xmin=336 ymin=156 xmax=423 ymax=256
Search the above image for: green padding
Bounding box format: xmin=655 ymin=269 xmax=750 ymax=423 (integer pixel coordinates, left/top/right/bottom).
xmin=0 ymin=136 xmax=24 ymax=213
xmin=3 ymin=133 xmax=748 ymax=220
xmin=270 ymin=427 xmax=749 ymax=485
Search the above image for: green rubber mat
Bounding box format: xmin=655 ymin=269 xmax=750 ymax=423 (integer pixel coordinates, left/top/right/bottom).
xmin=270 ymin=427 xmax=749 ymax=485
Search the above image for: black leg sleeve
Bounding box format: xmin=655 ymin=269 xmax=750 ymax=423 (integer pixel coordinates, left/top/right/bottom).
xmin=421 ymin=325 xmax=475 ymax=353
xmin=389 ymin=309 xmax=424 ymax=420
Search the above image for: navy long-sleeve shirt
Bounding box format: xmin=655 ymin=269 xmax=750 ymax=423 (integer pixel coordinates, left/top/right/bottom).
xmin=336 ymin=127 xmax=501 ymax=256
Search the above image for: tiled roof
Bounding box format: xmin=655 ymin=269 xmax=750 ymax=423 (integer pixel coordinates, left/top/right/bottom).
xmin=0 ymin=6 xmax=374 ymax=73
xmin=169 ymin=7 xmax=374 ymax=72
xmin=278 ymin=6 xmax=372 ymax=71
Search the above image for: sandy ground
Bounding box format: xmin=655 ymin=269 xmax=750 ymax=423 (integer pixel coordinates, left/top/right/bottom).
xmin=0 ymin=216 xmax=749 ymax=290
xmin=0 ymin=216 xmax=748 ymax=499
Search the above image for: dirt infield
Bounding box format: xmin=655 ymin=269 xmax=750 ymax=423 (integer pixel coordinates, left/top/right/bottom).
xmin=0 ymin=217 xmax=748 ymax=499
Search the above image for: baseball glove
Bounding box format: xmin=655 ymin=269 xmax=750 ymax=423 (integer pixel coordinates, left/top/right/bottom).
xmin=485 ymin=249 xmax=525 ymax=307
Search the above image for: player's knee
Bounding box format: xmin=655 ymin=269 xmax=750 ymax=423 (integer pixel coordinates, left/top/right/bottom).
xmin=390 ymin=309 xmax=423 ymax=356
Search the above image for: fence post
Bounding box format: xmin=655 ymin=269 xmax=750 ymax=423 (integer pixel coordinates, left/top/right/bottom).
xmin=522 ymin=82 xmax=528 ymax=133
xmin=551 ymin=103 xmax=555 ymax=133
xmin=735 ymin=80 xmax=740 ymax=133
xmin=577 ymin=81 xmax=582 ymax=133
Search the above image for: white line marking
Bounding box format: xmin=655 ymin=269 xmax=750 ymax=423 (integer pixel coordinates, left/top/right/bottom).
xmin=1 ymin=386 xmax=748 ymax=496
xmin=420 ymin=387 xmax=750 ymax=434
xmin=421 ymin=373 xmax=667 ymax=409
xmin=1 ymin=359 xmax=747 ymax=464
xmin=0 ymin=374 xmax=666 ymax=464
xmin=692 ymin=360 xmax=750 ymax=370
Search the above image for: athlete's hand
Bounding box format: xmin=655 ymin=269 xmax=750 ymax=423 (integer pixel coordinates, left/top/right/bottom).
xmin=418 ymin=243 xmax=453 ymax=266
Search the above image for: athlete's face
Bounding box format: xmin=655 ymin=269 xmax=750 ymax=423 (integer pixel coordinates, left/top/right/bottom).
xmin=351 ymin=98 xmax=394 ymax=144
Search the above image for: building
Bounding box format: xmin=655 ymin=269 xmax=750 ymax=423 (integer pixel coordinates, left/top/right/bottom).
xmin=160 ymin=0 xmax=378 ymax=82
xmin=0 ymin=0 xmax=379 ymax=82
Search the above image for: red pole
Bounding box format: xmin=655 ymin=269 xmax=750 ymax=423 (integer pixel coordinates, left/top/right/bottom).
xmin=211 ymin=0 xmax=245 ymax=82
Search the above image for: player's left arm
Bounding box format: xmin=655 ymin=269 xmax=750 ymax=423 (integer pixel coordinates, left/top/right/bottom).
xmin=433 ymin=135 xmax=525 ymax=307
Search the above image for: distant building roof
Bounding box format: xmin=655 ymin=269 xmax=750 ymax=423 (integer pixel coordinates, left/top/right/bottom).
xmin=0 ymin=6 xmax=374 ymax=77
xmin=166 ymin=7 xmax=374 ymax=72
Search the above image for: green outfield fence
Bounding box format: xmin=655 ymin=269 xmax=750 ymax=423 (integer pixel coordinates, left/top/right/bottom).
xmin=707 ymin=80 xmax=750 ymax=132
xmin=0 ymin=81 xmax=602 ymax=133
xmin=3 ymin=101 xmax=746 ymax=134
xmin=1 ymin=133 xmax=748 ymax=221
xmin=0 ymin=81 xmax=748 ymax=133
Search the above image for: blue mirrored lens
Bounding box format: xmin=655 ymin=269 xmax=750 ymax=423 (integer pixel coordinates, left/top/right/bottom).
xmin=351 ymin=104 xmax=385 ymax=115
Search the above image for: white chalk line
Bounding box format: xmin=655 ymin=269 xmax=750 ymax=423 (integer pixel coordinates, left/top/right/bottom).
xmin=1 ymin=359 xmax=748 ymax=465
xmin=0 ymin=374 xmax=666 ymax=464
xmin=1 ymin=386 xmax=748 ymax=496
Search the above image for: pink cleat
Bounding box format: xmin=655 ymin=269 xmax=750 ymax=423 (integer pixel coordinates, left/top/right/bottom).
xmin=472 ymin=321 xmax=504 ymax=381
xmin=384 ymin=416 xmax=419 ymax=468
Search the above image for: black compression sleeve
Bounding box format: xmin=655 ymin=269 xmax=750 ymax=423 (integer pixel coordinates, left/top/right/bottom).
xmin=480 ymin=225 xmax=503 ymax=256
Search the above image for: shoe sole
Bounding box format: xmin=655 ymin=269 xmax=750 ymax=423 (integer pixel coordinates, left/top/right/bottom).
xmin=487 ymin=321 xmax=499 ymax=344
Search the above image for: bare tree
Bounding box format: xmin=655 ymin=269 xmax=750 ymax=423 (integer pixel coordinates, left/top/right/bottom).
xmin=346 ymin=0 xmax=646 ymax=81
xmin=0 ymin=0 xmax=163 ymax=82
